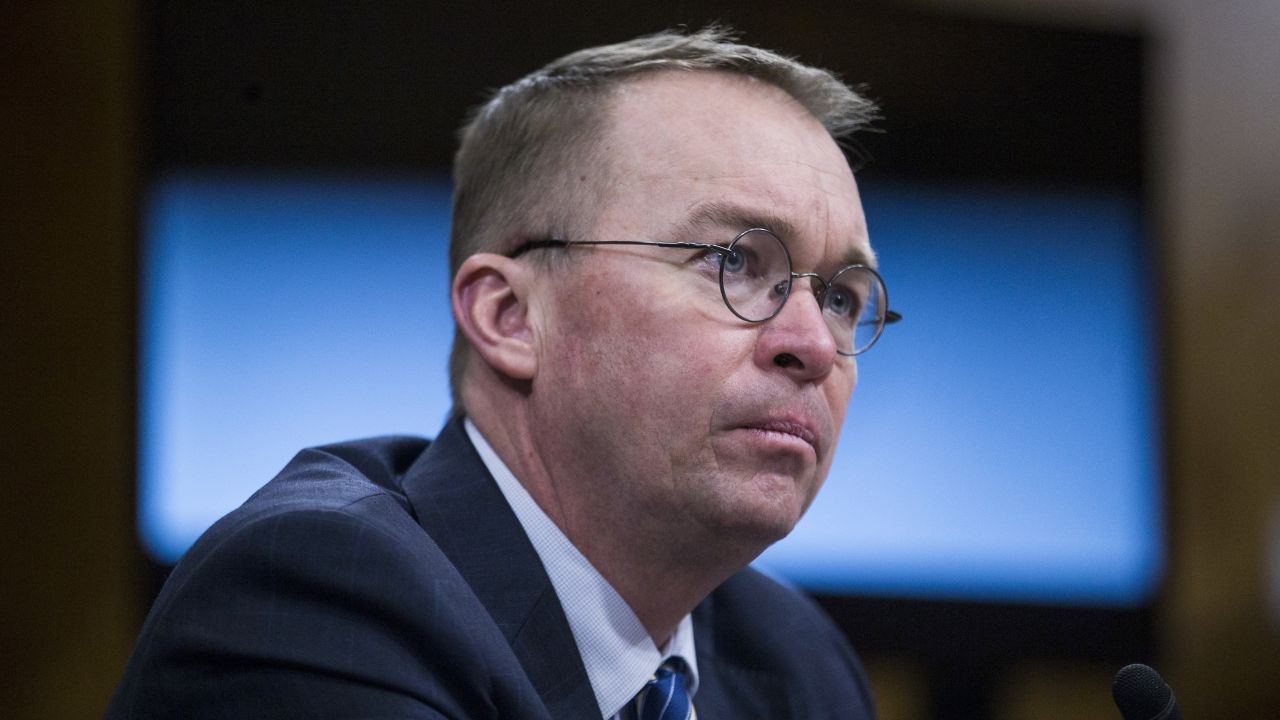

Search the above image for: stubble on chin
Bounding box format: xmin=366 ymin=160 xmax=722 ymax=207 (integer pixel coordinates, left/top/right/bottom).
xmin=673 ymin=437 xmax=821 ymax=553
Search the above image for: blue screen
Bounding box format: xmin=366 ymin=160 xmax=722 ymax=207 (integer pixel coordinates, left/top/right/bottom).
xmin=140 ymin=173 xmax=1161 ymax=606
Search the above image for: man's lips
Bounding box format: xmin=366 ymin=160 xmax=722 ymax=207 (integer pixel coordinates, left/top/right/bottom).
xmin=736 ymin=418 xmax=821 ymax=455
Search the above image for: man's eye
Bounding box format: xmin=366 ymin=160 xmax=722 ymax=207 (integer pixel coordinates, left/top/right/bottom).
xmin=825 ymin=285 xmax=861 ymax=319
xmin=722 ymin=247 xmax=763 ymax=276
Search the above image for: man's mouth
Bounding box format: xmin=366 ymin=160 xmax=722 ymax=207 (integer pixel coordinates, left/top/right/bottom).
xmin=739 ymin=418 xmax=820 ymax=455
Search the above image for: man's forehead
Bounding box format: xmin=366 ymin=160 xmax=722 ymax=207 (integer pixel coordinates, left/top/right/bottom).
xmin=675 ymin=198 xmax=876 ymax=269
xmin=597 ymin=71 xmax=874 ymax=268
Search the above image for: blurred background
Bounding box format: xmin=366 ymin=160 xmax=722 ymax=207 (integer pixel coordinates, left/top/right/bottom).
xmin=3 ymin=1 xmax=1278 ymax=718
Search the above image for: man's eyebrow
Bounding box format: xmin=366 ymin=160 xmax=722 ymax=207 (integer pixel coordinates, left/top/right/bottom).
xmin=675 ymin=200 xmax=800 ymax=245
xmin=675 ymin=199 xmax=877 ymax=269
xmin=840 ymin=244 xmax=878 ymax=270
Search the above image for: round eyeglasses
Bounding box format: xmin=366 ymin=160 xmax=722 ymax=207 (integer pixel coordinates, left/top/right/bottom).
xmin=509 ymin=227 xmax=901 ymax=356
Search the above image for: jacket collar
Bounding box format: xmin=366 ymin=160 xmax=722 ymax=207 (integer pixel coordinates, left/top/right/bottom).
xmin=400 ymin=415 xmax=600 ymax=720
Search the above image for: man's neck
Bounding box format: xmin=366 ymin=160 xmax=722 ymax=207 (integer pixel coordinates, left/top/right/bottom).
xmin=463 ymin=415 xmax=703 ymax=717
xmin=466 ymin=402 xmax=760 ymax=646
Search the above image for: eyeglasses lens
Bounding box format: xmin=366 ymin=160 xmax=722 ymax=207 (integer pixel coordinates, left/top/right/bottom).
xmin=826 ymin=265 xmax=886 ymax=356
xmin=720 ymin=229 xmax=791 ymax=322
xmin=719 ymin=228 xmax=888 ymax=356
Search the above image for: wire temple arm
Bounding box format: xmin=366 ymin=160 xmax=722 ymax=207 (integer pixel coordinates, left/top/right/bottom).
xmin=509 ymin=238 xmax=730 ymax=259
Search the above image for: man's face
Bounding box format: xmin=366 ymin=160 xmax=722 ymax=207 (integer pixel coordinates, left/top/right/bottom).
xmin=527 ymin=71 xmax=872 ymax=556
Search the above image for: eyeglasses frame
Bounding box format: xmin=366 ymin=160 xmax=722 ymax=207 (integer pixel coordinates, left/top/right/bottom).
xmin=507 ymin=227 xmax=901 ymax=356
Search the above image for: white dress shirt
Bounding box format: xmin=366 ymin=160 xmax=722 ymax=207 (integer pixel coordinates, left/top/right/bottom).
xmin=464 ymin=420 xmax=699 ymax=719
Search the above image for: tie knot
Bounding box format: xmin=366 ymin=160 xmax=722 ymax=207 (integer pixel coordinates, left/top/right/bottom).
xmin=636 ymin=660 xmax=696 ymax=720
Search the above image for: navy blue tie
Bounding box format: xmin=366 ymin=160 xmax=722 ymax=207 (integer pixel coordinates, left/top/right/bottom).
xmin=635 ymin=662 xmax=696 ymax=720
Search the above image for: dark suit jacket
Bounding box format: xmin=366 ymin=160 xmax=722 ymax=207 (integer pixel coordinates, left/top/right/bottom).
xmin=106 ymin=417 xmax=876 ymax=719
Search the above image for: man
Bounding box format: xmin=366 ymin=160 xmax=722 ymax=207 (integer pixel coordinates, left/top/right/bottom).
xmin=108 ymin=27 xmax=893 ymax=719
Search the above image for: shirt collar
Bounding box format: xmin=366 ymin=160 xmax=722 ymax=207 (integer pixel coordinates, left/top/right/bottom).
xmin=464 ymin=419 xmax=699 ymax=719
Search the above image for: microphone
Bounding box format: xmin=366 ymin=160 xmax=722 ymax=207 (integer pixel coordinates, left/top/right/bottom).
xmin=1112 ymin=663 xmax=1182 ymax=720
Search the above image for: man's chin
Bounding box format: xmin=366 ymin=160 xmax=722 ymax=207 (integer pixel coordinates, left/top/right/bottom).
xmin=707 ymin=480 xmax=811 ymax=549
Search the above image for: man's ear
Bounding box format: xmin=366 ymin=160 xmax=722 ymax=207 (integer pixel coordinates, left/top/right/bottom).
xmin=451 ymin=253 xmax=538 ymax=382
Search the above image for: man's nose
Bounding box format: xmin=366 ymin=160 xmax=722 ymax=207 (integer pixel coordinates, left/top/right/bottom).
xmin=753 ymin=282 xmax=839 ymax=381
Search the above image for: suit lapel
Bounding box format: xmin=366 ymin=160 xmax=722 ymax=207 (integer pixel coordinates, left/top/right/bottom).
xmin=400 ymin=417 xmax=600 ymax=720
xmin=691 ymin=586 xmax=793 ymax=717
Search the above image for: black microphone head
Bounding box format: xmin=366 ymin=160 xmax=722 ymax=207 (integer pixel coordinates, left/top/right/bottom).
xmin=1112 ymin=663 xmax=1180 ymax=720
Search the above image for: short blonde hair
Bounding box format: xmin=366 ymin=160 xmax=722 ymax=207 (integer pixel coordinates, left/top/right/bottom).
xmin=448 ymin=26 xmax=877 ymax=412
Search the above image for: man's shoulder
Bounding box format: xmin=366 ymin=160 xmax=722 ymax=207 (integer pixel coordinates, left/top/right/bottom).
xmin=164 ymin=434 xmax=447 ymax=601
xmin=184 ymin=436 xmax=422 ymax=538
xmin=108 ymin=432 xmax=546 ymax=719
xmin=238 ymin=434 xmax=431 ymax=515
xmin=169 ymin=435 xmax=443 ymax=590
